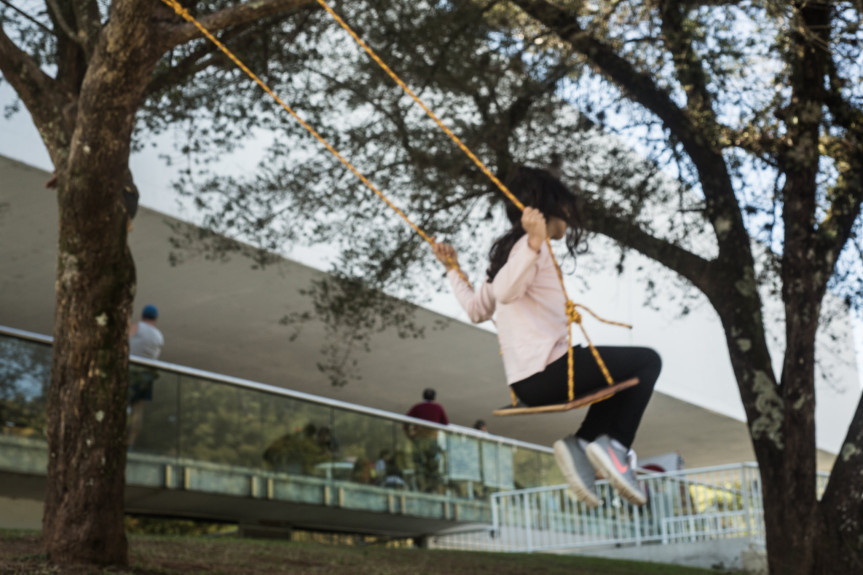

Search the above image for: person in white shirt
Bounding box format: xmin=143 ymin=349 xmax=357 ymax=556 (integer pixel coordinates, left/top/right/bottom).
xmin=128 ymin=304 xmax=164 ymax=448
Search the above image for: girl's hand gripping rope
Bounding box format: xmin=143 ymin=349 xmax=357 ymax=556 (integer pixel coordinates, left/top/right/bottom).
xmin=432 ymin=239 xmax=460 ymax=272
xmin=522 ymin=207 xmax=547 ymax=253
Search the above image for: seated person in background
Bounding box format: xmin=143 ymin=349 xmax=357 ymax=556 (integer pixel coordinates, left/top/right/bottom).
xmin=375 ymin=449 xmax=407 ymax=489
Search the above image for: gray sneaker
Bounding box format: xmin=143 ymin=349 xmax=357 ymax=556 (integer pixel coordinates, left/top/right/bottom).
xmin=553 ymin=436 xmax=600 ymax=508
xmin=586 ymin=435 xmax=646 ymax=506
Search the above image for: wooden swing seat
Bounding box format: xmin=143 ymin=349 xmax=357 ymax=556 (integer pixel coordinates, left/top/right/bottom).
xmin=493 ymin=377 xmax=640 ymax=417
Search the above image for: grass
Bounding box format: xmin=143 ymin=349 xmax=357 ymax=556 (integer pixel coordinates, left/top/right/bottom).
xmin=0 ymin=529 xmax=742 ymax=575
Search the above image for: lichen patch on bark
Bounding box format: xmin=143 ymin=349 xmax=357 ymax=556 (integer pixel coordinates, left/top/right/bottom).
xmin=841 ymin=443 xmax=859 ymax=462
xmin=59 ymin=252 xmax=80 ymax=285
xmin=750 ymin=370 xmax=784 ymax=449
xmin=714 ymin=216 xmax=732 ymax=237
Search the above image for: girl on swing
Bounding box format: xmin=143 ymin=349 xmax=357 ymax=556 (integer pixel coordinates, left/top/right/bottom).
xmin=432 ymin=166 xmax=661 ymax=507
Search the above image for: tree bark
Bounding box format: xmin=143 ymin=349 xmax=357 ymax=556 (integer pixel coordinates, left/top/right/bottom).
xmin=40 ymin=0 xmax=161 ymax=564
xmin=819 ymin=398 xmax=863 ymax=574
xmin=43 ymin=179 xmax=136 ymax=565
xmin=756 ymin=4 xmax=834 ymax=574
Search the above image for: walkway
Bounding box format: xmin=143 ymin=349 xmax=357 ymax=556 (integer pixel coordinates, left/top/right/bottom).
xmin=0 ymin=325 xmax=560 ymax=537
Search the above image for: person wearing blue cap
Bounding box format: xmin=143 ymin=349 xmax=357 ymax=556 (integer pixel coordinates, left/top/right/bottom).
xmin=130 ymin=305 xmax=163 ymax=358
xmin=128 ymin=305 xmax=165 ymax=448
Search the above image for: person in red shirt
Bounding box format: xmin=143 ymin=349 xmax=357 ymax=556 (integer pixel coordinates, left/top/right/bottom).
xmin=406 ymin=388 xmax=449 ymax=424
xmin=405 ymin=388 xmax=448 ymax=492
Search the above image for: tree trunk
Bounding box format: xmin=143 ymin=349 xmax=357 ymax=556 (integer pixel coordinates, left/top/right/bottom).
xmin=759 ymin=427 xmax=820 ymax=575
xmin=759 ymin=324 xmax=820 ymax=574
xmin=758 ymin=283 xmax=820 ymax=575
xmin=40 ymin=0 xmax=161 ymax=562
xmin=42 ymin=169 xmax=136 ymax=565
xmin=719 ymin=324 xmax=822 ymax=575
xmin=817 ymin=399 xmax=863 ymax=573
xmin=814 ymin=513 xmax=860 ymax=574
xmin=710 ymin=277 xmax=820 ymax=575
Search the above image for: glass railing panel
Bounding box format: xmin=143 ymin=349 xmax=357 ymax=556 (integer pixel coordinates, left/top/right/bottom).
xmin=445 ymin=433 xmax=483 ymax=499
xmin=331 ymin=410 xmax=397 ymax=487
xmin=538 ymin=449 xmax=564 ymax=486
xmin=178 ymin=374 xmax=249 ymax=465
xmin=232 ymin=386 xmax=270 ymax=468
xmin=480 ymin=441 xmax=515 ymax=492
xmin=513 ymin=448 xmax=542 ymax=490
xmin=0 ymin=334 xmax=50 ymax=440
xmin=127 ymin=364 xmax=179 ymax=456
xmin=393 ymin=421 xmax=427 ymax=493
xmin=260 ymin=395 xmax=334 ymax=479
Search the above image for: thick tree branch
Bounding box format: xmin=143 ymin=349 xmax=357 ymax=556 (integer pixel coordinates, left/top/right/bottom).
xmin=657 ymin=1 xmax=719 ymax=141
xmin=835 ymin=396 xmax=863 ymax=474
xmin=0 ymin=23 xmax=69 ymax=160
xmin=145 ymin=25 xmax=253 ymax=98
xmin=815 ymin=174 xmax=863 ymax=278
xmin=820 ymin=398 xmax=863 ymax=547
xmin=510 ymin=1 xmax=697 ymax=146
xmin=49 ymin=0 xmax=88 ymax=97
xmin=147 ymin=4 xmax=318 ymax=99
xmin=70 ymin=0 xmax=101 ymax=60
xmin=156 ymin=0 xmax=316 ymax=52
xmin=45 ymin=0 xmax=81 ymax=46
xmin=815 ymin=55 xmax=863 ymax=285
xmin=580 ymin=197 xmax=715 ymax=298
xmin=777 ymin=1 xmax=832 ymax=362
xmin=509 ymin=0 xmax=749 ymax=264
xmin=763 ymin=6 xmax=833 ymax=522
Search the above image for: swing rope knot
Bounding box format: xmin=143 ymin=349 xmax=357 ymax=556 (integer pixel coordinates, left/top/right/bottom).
xmin=566 ymin=300 xmax=582 ymax=325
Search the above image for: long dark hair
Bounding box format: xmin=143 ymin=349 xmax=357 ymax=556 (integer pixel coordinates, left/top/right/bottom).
xmin=486 ymin=166 xmax=586 ymax=281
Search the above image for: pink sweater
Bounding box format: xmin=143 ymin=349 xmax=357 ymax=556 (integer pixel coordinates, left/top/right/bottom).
xmin=448 ymin=235 xmax=570 ymax=384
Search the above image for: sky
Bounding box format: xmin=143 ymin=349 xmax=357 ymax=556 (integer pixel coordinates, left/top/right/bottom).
xmin=1 ymin=69 xmax=862 ymax=456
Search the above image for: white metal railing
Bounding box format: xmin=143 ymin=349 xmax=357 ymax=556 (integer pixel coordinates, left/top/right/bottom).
xmin=432 ymin=462 xmax=830 ymax=553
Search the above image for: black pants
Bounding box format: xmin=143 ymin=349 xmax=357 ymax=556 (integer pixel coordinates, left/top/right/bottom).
xmin=510 ymin=346 xmax=661 ymax=448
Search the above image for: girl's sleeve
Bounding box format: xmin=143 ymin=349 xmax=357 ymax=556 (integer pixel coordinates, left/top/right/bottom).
xmin=447 ymin=270 xmax=496 ymax=323
xmin=492 ymin=239 xmax=541 ymax=304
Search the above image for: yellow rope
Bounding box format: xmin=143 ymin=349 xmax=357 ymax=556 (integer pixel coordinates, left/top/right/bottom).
xmin=162 ymin=0 xmax=632 ymax=406
xmin=312 ymin=0 xmax=524 ymax=213
xmin=159 ymin=0 xmax=470 ymax=287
